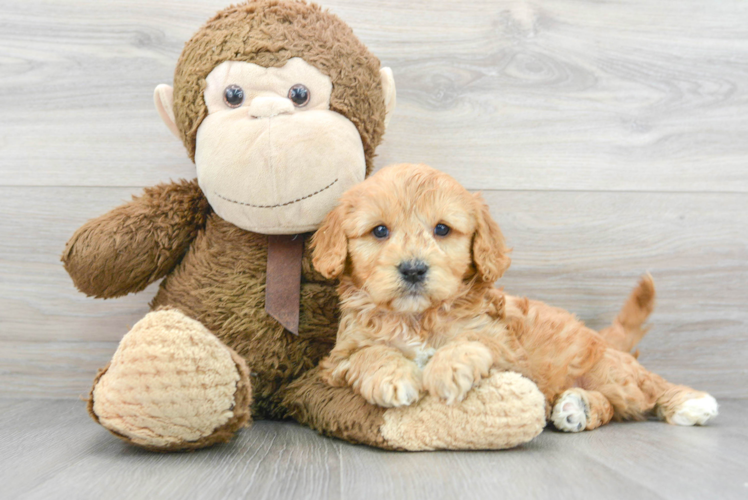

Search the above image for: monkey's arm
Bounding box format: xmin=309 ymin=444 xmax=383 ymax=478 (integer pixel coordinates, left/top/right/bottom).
xmin=62 ymin=179 xmax=209 ymax=298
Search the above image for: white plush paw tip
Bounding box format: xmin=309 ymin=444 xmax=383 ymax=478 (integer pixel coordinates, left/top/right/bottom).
xmin=671 ymin=395 xmax=718 ymax=426
xmin=552 ymin=393 xmax=588 ymax=433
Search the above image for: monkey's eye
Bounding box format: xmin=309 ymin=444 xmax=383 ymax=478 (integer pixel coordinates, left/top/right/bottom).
xmin=223 ymin=85 xmax=244 ymax=108
xmin=288 ymin=84 xmax=310 ymax=107
xmin=434 ymin=223 xmax=451 ymax=237
xmin=372 ymin=225 xmax=389 ymax=239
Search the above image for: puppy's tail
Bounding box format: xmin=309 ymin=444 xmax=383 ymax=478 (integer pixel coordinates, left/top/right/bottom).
xmin=599 ymin=274 xmax=656 ymax=355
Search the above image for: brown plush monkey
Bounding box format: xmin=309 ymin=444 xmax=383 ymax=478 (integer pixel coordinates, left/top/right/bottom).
xmin=62 ymin=0 xmax=546 ymax=451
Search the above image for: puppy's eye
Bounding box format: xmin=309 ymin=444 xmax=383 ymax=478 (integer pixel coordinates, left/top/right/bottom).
xmin=288 ymin=84 xmax=310 ymax=107
xmin=223 ymin=85 xmax=244 ymax=108
xmin=434 ymin=223 xmax=451 ymax=237
xmin=372 ymin=225 xmax=389 ymax=239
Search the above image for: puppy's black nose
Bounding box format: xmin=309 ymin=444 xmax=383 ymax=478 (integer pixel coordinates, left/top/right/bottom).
xmin=398 ymin=260 xmax=429 ymax=284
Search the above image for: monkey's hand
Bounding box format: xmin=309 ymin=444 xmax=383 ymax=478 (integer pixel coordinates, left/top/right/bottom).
xmin=62 ymin=179 xmax=209 ymax=298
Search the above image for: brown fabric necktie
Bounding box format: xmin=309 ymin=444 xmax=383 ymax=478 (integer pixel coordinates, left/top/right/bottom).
xmin=265 ymin=234 xmax=305 ymax=335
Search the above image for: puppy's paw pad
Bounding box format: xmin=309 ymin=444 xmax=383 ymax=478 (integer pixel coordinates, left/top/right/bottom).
xmin=671 ymin=395 xmax=718 ymax=426
xmin=552 ymin=392 xmax=588 ymax=432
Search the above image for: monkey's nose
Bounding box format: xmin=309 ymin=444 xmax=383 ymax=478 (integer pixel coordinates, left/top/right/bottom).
xmin=247 ymin=96 xmax=294 ymax=118
xmin=398 ymin=260 xmax=429 ymax=284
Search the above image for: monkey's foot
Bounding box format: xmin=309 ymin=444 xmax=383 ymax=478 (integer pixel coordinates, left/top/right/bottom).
xmin=89 ymin=308 xmax=252 ymax=451
xmin=381 ymin=371 xmax=546 ymax=450
xmin=286 ymin=369 xmax=545 ymax=451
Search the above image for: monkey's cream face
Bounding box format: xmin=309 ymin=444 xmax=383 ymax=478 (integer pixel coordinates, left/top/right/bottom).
xmin=195 ymin=58 xmax=367 ymax=234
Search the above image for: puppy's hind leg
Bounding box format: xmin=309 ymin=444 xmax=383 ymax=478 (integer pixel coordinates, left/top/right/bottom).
xmin=585 ymin=348 xmax=718 ymax=426
xmin=551 ymin=388 xmax=614 ymax=432
xmin=655 ymin=385 xmax=718 ymax=426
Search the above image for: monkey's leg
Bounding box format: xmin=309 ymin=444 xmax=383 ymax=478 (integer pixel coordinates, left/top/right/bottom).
xmin=283 ymin=368 xmax=546 ymax=451
xmin=89 ymin=308 xmax=252 ymax=451
xmin=583 ymin=348 xmax=718 ymax=426
xmin=551 ymin=388 xmax=614 ymax=432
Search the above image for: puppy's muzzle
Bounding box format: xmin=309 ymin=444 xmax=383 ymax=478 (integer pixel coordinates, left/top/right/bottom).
xmin=398 ymin=260 xmax=429 ymax=285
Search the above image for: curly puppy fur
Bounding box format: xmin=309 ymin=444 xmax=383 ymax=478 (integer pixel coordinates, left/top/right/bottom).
xmin=312 ymin=163 xmax=718 ymax=429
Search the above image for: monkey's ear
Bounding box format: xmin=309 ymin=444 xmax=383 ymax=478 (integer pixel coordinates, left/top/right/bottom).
xmin=311 ymin=203 xmax=349 ymax=279
xmin=380 ymin=68 xmax=397 ymax=129
xmin=472 ymin=193 xmax=511 ymax=283
xmin=154 ymin=84 xmax=181 ymax=139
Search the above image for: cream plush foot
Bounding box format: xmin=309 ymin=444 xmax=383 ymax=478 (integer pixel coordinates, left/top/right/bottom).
xmin=89 ymin=308 xmax=252 ymax=451
xmin=380 ymin=371 xmax=546 ymax=450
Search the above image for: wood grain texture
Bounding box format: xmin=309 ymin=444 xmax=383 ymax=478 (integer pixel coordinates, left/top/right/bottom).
xmin=1 ymin=187 xmax=745 ymax=398
xmin=0 ymin=1 xmax=745 ymax=496
xmin=0 ymin=1 xmax=746 ymax=401
xmin=0 ymin=399 xmax=341 ymax=500
xmin=1 ymin=0 xmax=747 ymax=190
xmin=340 ymin=400 xmax=748 ymax=500
xmin=0 ymin=187 xmax=156 ymax=345
xmin=0 ymin=398 xmax=746 ymax=500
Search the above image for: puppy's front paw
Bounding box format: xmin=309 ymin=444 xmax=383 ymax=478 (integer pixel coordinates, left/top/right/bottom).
xmin=359 ymin=364 xmax=422 ymax=408
xmin=423 ymin=342 xmax=493 ymax=404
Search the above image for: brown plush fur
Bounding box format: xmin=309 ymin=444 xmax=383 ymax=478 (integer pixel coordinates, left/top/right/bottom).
xmin=62 ymin=0 xmax=390 ymax=449
xmin=62 ymin=180 xmax=210 ymax=298
xmin=63 ymin=177 xmax=341 ymax=421
xmin=282 ymin=367 xmax=393 ymax=449
xmin=150 ymin=210 xmax=340 ymax=419
xmin=173 ymin=0 xmax=386 ymax=174
xmin=313 ymin=164 xmax=715 ymax=427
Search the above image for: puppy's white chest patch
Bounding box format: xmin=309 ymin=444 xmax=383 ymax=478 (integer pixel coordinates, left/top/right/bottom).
xmin=413 ymin=344 xmax=436 ymax=369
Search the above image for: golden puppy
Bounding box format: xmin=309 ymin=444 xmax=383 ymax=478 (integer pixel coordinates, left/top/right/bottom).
xmin=312 ymin=163 xmax=718 ymax=432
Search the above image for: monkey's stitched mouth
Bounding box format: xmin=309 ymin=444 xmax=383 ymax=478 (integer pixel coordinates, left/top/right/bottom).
xmin=213 ymin=178 xmax=339 ymax=209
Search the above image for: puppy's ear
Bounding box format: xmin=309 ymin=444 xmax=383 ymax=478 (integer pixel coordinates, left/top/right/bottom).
xmin=472 ymin=193 xmax=511 ymax=282
xmin=312 ymin=203 xmax=348 ymax=279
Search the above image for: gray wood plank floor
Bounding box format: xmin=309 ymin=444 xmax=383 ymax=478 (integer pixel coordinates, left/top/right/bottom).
xmin=1 ymin=398 xmax=745 ymax=500
xmin=1 ymin=2 xmax=745 ymax=497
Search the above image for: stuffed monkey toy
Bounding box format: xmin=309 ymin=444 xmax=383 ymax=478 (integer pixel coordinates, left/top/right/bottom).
xmin=62 ymin=0 xmax=546 ymax=451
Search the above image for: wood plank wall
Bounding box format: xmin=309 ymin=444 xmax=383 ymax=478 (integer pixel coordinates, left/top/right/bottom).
xmin=1 ymin=0 xmax=746 ymax=398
